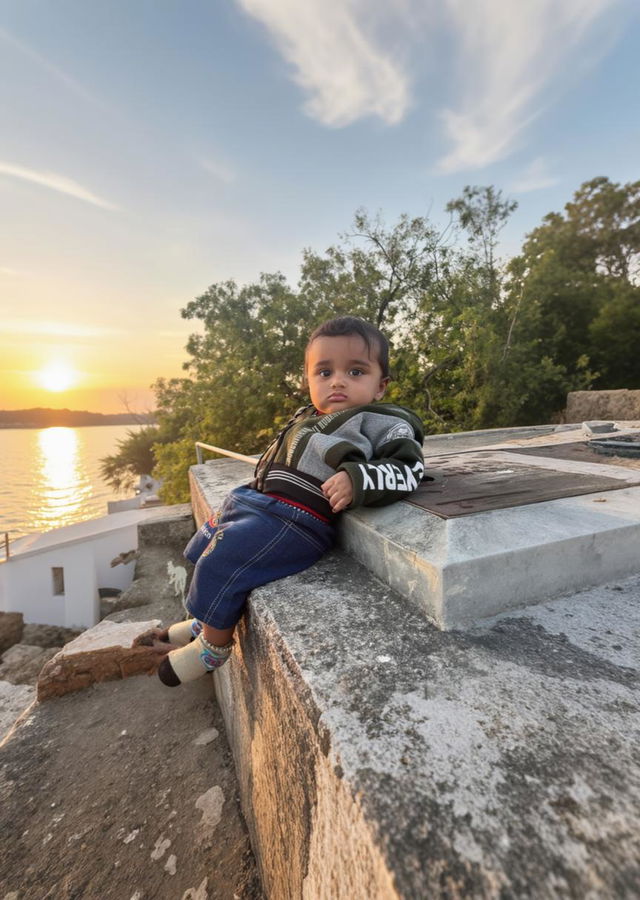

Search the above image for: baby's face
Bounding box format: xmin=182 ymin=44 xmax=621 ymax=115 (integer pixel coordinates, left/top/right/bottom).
xmin=306 ymin=334 xmax=388 ymax=414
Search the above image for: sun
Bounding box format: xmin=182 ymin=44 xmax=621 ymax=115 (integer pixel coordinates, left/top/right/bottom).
xmin=36 ymin=362 xmax=80 ymax=393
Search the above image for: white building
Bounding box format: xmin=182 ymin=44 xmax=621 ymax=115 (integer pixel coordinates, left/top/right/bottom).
xmin=0 ymin=508 xmax=169 ymax=629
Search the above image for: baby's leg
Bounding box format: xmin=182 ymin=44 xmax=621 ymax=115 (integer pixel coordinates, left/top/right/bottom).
xmin=157 ymin=625 xmax=234 ymax=686
xmin=202 ymin=623 xmax=234 ymax=646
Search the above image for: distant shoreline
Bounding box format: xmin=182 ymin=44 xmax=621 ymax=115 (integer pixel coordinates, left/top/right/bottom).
xmin=0 ymin=407 xmax=157 ymax=429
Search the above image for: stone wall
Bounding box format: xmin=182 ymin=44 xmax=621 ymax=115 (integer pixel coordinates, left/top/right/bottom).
xmin=566 ymin=389 xmax=640 ymax=422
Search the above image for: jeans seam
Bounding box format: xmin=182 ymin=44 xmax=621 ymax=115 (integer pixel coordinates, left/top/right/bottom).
xmin=202 ymin=518 xmax=293 ymax=621
xmin=287 ymin=521 xmax=326 ymax=554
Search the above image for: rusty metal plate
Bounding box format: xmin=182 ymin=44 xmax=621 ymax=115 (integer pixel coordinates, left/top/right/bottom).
xmin=407 ymin=455 xmax=640 ymax=518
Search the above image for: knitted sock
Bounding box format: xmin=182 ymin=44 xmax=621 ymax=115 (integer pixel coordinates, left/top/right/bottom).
xmin=158 ymin=633 xmax=233 ymax=687
xmin=166 ymin=618 xmax=202 ymax=647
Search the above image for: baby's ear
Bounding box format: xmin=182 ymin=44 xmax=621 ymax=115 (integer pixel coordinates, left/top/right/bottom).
xmin=376 ymin=376 xmax=390 ymax=399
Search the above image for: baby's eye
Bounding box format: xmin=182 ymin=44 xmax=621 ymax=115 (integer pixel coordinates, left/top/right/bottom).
xmin=318 ymin=368 xmax=331 ymax=378
xmin=348 ymin=368 xmax=364 ymax=376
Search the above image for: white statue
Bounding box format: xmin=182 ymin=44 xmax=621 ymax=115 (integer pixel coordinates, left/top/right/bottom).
xmin=167 ymin=560 xmax=187 ymax=607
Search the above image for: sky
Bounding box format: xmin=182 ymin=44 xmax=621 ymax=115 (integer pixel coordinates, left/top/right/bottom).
xmin=0 ymin=0 xmax=638 ymax=413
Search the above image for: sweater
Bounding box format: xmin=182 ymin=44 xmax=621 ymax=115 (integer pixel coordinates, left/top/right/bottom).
xmin=252 ymin=403 xmax=425 ymax=520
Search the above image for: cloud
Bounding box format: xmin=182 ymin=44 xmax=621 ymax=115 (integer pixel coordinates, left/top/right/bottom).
xmin=198 ymin=156 xmax=236 ymax=184
xmin=510 ymin=157 xmax=560 ymax=193
xmin=0 ymin=161 xmax=118 ymax=210
xmin=436 ymin=0 xmax=621 ymax=173
xmin=0 ymin=320 xmax=123 ymax=338
xmin=235 ymin=0 xmax=409 ymax=126
xmin=233 ymin=0 xmax=624 ymax=170
xmin=0 ymin=26 xmax=99 ymax=106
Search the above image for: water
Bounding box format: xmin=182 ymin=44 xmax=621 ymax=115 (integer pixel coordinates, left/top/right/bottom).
xmin=0 ymin=425 xmax=144 ymax=543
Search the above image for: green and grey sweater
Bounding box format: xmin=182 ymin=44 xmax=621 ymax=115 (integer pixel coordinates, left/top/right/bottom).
xmin=253 ymin=403 xmax=425 ymax=520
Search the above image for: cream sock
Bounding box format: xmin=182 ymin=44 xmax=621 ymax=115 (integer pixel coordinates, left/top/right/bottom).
xmin=164 ymin=633 xmax=233 ymax=684
xmin=167 ymin=618 xmax=202 ymax=646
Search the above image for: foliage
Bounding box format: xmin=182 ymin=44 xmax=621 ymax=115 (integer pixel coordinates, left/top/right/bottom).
xmin=99 ymin=425 xmax=161 ymax=494
xmin=103 ymin=176 xmax=639 ymax=501
xmin=505 ymin=176 xmax=640 ymax=402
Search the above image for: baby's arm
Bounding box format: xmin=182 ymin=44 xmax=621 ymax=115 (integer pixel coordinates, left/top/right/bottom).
xmin=334 ymin=430 xmax=425 ymax=509
xmin=320 ymin=411 xmax=425 ymax=511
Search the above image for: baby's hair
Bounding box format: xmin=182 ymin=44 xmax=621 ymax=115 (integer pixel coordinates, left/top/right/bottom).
xmin=305 ymin=316 xmax=390 ymax=378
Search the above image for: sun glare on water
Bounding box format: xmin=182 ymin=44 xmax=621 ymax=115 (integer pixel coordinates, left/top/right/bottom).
xmin=36 ymin=362 xmax=80 ymax=392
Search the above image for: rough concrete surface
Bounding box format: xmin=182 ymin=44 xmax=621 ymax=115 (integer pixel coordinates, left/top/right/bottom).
xmin=0 ymin=506 xmax=262 ymax=900
xmin=217 ymin=553 xmax=640 ymax=899
xmin=0 ymin=680 xmax=35 ymax=742
xmin=0 ymin=643 xmax=60 ymax=685
xmin=0 ymin=676 xmax=262 ymax=900
xmin=21 ymin=624 xmax=83 ymax=648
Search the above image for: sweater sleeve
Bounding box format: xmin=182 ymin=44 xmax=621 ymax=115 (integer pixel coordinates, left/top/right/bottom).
xmin=335 ymin=414 xmax=425 ymax=508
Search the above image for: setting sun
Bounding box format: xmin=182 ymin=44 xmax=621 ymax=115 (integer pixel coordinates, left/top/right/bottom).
xmin=36 ymin=362 xmax=80 ymax=393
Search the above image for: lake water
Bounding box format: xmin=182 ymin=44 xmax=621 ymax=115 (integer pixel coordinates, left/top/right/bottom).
xmin=0 ymin=425 xmax=140 ymax=544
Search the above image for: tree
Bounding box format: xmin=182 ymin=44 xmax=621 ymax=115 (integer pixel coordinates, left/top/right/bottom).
xmin=113 ymin=177 xmax=639 ymax=500
xmin=100 ymin=425 xmax=161 ymax=493
xmin=589 ymin=282 xmax=640 ymax=388
xmin=504 ymin=176 xmax=640 ymax=411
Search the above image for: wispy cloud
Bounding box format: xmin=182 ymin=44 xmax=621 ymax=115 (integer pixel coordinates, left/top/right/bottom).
xmin=0 ymin=320 xmax=123 ymax=338
xmin=235 ymin=0 xmax=409 ymax=126
xmin=510 ymin=157 xmax=560 ymax=193
xmin=0 ymin=161 xmax=118 ymax=210
xmin=0 ymin=26 xmax=99 ymax=106
xmin=235 ymin=0 xmax=624 ymax=169
xmin=197 ymin=155 xmax=236 ymax=184
xmin=436 ymin=0 xmax=621 ymax=173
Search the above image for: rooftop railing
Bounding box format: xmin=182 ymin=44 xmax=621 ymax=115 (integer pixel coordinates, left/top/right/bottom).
xmin=194 ymin=441 xmax=258 ymax=466
xmin=1 ymin=531 xmax=12 ymax=563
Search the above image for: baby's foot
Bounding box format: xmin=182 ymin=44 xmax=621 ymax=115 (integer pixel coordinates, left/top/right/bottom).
xmin=168 ymin=618 xmax=202 ymax=646
xmin=157 ymin=633 xmax=233 ymax=687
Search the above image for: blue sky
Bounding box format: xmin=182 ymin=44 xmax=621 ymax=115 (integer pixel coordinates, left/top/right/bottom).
xmin=1 ymin=0 xmax=638 ymax=412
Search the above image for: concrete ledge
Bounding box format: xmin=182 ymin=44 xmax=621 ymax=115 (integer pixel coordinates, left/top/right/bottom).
xmin=215 ymin=554 xmax=640 ymax=898
xmin=188 ymin=456 xmax=640 ymax=896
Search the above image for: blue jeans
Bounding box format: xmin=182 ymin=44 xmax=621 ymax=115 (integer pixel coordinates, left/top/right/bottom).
xmin=183 ymin=485 xmax=335 ymax=629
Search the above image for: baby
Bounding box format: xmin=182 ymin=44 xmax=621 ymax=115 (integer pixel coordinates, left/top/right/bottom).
xmin=146 ymin=315 xmax=425 ymax=686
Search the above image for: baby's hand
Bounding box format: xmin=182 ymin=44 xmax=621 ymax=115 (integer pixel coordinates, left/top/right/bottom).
xmin=321 ymin=471 xmax=353 ymax=513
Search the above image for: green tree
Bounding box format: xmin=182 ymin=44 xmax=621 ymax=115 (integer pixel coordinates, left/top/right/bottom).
xmin=151 ymin=274 xmax=317 ymax=503
xmin=100 ymin=425 xmax=161 ymax=493
xmin=118 ymin=178 xmax=640 ymax=500
xmin=589 ymin=282 xmax=640 ymax=388
xmin=149 ymin=192 xmax=524 ymax=498
xmin=503 ymin=176 xmax=640 ymax=415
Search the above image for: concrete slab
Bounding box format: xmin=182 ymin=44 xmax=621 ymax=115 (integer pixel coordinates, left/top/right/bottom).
xmin=215 ymin=553 xmax=640 ymax=898
xmin=342 ymin=442 xmax=640 ymax=627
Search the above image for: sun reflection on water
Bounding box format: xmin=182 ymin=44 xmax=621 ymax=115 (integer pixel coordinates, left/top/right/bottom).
xmin=33 ymin=428 xmax=93 ymax=531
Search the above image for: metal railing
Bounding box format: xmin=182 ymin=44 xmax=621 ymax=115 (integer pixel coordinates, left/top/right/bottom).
xmin=1 ymin=531 xmax=12 ymax=563
xmin=195 ymin=441 xmax=259 ymax=466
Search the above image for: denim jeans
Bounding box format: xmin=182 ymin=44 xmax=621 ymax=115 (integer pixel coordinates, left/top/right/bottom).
xmin=183 ymin=485 xmax=335 ymax=629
